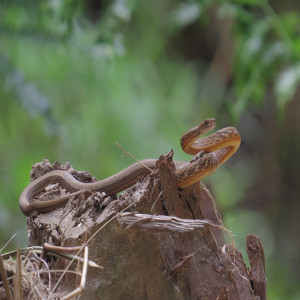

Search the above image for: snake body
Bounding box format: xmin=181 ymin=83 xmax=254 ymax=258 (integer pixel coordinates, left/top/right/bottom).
xmin=19 ymin=119 xmax=241 ymax=216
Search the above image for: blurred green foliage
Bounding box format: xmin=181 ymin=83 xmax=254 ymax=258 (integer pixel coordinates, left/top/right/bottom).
xmin=1 ymin=0 xmax=300 ymax=298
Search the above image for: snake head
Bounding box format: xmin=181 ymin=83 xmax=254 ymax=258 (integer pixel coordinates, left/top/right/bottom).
xmin=180 ymin=118 xmax=216 ymax=155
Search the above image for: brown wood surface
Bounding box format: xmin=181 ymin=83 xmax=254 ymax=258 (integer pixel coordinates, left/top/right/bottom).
xmin=22 ymin=157 xmax=266 ymax=299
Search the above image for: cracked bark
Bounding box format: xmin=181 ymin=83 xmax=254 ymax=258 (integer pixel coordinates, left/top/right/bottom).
xmin=25 ymin=155 xmax=267 ymax=300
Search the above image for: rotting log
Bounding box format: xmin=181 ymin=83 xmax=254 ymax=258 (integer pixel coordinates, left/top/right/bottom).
xmin=23 ymin=155 xmax=267 ymax=300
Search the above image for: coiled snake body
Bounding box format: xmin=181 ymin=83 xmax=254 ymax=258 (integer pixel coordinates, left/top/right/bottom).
xmin=19 ymin=119 xmax=241 ymax=216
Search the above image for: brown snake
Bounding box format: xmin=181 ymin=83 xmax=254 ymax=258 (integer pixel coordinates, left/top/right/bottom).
xmin=19 ymin=119 xmax=241 ymax=216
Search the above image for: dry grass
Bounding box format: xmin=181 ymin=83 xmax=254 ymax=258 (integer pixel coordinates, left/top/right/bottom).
xmin=0 ymin=245 xmax=101 ymax=300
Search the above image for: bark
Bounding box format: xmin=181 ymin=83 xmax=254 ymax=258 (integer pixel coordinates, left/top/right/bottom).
xmin=23 ymin=155 xmax=267 ymax=300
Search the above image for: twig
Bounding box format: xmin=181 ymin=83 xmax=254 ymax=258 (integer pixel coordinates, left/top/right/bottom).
xmin=61 ymin=246 xmax=89 ymax=300
xmin=0 ymin=247 xmax=100 ymax=277
xmin=151 ymin=191 xmax=162 ymax=212
xmin=43 ymin=243 xmax=82 ymax=254
xmin=0 ymin=233 xmax=17 ymax=252
xmin=13 ymin=248 xmax=23 ymax=300
xmin=115 ymin=142 xmax=153 ymax=172
xmin=0 ymin=251 xmax=13 ymax=300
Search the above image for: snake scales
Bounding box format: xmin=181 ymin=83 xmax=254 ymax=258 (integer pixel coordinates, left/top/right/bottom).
xmin=19 ymin=118 xmax=241 ymax=216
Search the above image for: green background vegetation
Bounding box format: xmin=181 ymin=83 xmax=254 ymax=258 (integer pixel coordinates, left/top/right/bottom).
xmin=1 ymin=0 xmax=300 ymax=298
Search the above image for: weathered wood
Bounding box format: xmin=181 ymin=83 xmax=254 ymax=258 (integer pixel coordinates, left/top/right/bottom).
xmin=247 ymin=234 xmax=267 ymax=300
xmin=22 ymin=157 xmax=266 ymax=299
xmin=118 ymin=212 xmax=214 ymax=232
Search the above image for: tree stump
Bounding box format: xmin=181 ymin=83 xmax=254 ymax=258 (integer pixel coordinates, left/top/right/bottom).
xmin=24 ymin=154 xmax=267 ymax=300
